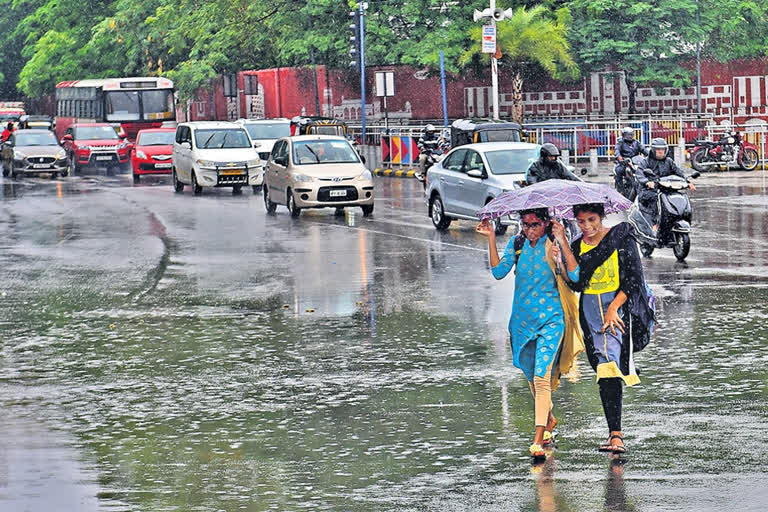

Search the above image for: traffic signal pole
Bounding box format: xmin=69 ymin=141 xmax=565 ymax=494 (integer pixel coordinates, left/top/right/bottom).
xmin=359 ymin=3 xmax=367 ymax=141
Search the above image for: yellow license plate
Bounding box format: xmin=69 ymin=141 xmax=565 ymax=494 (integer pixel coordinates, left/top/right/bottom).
xmin=220 ymin=169 xmax=245 ymax=175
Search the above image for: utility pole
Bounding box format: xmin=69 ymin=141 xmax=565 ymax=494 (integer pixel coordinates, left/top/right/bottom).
xmin=349 ymin=3 xmax=368 ymax=139
xmin=473 ymin=3 xmax=513 ymax=120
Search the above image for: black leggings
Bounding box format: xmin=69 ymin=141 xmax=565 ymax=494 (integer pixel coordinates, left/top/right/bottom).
xmin=599 ymin=378 xmax=623 ymax=432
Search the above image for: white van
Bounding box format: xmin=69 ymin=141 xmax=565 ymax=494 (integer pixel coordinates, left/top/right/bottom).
xmin=172 ymin=121 xmax=263 ymax=195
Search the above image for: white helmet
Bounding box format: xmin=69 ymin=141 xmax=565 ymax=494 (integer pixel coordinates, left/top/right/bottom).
xmin=425 ymin=124 xmax=435 ymax=132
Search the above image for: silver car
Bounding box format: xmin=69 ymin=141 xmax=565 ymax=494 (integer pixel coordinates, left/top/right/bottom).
xmin=424 ymin=142 xmax=542 ymax=234
xmin=1 ymin=129 xmax=68 ymax=178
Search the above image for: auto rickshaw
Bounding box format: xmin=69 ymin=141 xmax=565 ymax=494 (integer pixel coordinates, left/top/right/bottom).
xmin=290 ymin=116 xmax=349 ymax=137
xmin=19 ymin=114 xmax=55 ymax=131
xmin=450 ymin=118 xmax=525 ymax=147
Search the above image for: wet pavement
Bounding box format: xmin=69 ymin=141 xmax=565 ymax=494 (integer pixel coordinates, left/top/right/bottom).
xmin=1 ymin=169 xmax=767 ymax=511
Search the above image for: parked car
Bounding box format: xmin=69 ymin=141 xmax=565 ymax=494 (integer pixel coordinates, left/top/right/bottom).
xmin=60 ymin=123 xmax=131 ymax=175
xmin=131 ymin=128 xmax=176 ymax=183
xmin=263 ymin=135 xmax=374 ymax=217
xmin=235 ymin=118 xmax=291 ymax=191
xmin=171 ymin=121 xmax=263 ymax=195
xmin=1 ymin=129 xmax=68 ymax=178
xmin=425 ymin=142 xmax=540 ymax=234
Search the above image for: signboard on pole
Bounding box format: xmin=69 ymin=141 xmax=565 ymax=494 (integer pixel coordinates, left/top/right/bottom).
xmin=375 ymin=71 xmax=395 ymax=97
xmin=481 ymin=25 xmax=496 ymax=53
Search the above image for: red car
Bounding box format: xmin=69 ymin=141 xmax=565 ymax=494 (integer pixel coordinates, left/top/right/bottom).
xmin=131 ymin=128 xmax=176 ymax=183
xmin=61 ymin=123 xmax=131 ymax=175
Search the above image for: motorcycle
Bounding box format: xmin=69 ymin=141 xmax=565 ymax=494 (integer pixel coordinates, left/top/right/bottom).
xmin=612 ymin=155 xmax=642 ymax=201
xmin=690 ymin=131 xmax=759 ymax=172
xmin=416 ymin=136 xmax=450 ymax=188
xmin=628 ymin=171 xmax=700 ymax=262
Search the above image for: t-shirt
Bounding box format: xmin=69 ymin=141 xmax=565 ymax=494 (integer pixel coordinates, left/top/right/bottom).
xmin=580 ymin=241 xmax=620 ymax=295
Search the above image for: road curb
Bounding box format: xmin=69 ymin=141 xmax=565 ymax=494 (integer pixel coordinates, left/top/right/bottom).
xmin=373 ymin=168 xmax=417 ymax=178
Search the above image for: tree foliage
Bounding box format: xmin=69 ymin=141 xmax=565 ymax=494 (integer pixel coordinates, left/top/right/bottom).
xmin=0 ymin=0 xmax=766 ymax=104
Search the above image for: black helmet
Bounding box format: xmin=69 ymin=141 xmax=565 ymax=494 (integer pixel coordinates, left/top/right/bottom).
xmin=540 ymin=143 xmax=560 ymax=159
xmin=622 ymin=127 xmax=634 ymax=141
xmin=649 ymin=138 xmax=668 ymax=160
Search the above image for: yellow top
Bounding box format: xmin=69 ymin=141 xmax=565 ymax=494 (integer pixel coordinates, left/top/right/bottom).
xmin=580 ymin=241 xmax=620 ymax=295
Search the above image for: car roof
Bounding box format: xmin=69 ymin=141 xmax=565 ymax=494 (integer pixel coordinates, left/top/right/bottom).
xmin=137 ymin=128 xmax=175 ymax=134
xmin=453 ymin=142 xmax=540 ymax=152
xmin=72 ymin=123 xmax=112 ymax=127
xmin=15 ymin=129 xmax=55 ymax=134
xmin=181 ymin=121 xmax=242 ymax=130
xmin=287 ymin=135 xmax=350 ymax=142
xmin=236 ymin=118 xmax=290 ymax=124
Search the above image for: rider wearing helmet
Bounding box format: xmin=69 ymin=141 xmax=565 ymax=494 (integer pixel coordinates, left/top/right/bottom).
xmin=526 ymin=143 xmax=580 ymax=184
xmin=417 ymin=124 xmax=439 ymax=180
xmin=613 ymin=127 xmax=647 ymax=198
xmin=635 ymin=138 xmax=695 ymax=224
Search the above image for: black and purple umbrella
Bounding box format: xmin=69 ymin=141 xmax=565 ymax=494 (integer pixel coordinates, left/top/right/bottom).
xmin=476 ymin=179 xmax=633 ymax=221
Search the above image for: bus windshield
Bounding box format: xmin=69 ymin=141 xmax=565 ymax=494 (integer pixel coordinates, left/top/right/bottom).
xmin=105 ymin=90 xmax=174 ymax=122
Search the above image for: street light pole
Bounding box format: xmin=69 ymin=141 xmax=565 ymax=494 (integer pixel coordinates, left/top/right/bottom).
xmin=473 ymin=2 xmax=512 ymax=121
xmin=489 ymin=0 xmax=499 ymax=120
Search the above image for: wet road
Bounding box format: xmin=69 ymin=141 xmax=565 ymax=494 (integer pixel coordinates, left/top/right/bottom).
xmin=1 ymin=170 xmax=768 ymax=511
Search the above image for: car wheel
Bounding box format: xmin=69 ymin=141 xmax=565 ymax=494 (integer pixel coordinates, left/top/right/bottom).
xmin=287 ymin=188 xmax=301 ymax=217
xmin=264 ymin=184 xmax=277 ymax=213
xmin=232 ymin=185 xmax=242 ymax=195
xmin=68 ymin=154 xmax=79 ymax=176
xmin=192 ymin=172 xmax=202 ymax=195
xmin=252 ymin=185 xmax=262 ymax=194
xmin=361 ymin=204 xmax=374 ymax=217
xmin=335 ymin=207 xmax=345 ymax=217
xmin=430 ymin=194 xmax=452 ymax=231
xmin=492 ymin=217 xmax=508 ymax=236
xmin=172 ymin=169 xmax=184 ymax=193
xmin=51 ymin=172 xmax=58 ymax=179
xmin=133 ymin=172 xmax=140 ymax=184
xmin=2 ymin=161 xmax=9 ymax=177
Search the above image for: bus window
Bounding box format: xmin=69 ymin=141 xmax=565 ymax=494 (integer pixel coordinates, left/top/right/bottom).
xmin=141 ymin=90 xmax=174 ymax=121
xmin=105 ymin=91 xmax=141 ymax=121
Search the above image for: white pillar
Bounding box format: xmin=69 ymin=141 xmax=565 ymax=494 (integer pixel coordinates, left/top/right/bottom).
xmin=589 ymin=148 xmax=599 ymax=176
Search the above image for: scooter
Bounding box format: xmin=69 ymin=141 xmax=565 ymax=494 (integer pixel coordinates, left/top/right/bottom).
xmin=627 ymin=171 xmax=700 ymax=262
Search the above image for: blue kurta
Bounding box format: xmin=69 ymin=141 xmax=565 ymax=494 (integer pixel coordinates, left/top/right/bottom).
xmin=492 ymin=237 xmax=566 ymax=382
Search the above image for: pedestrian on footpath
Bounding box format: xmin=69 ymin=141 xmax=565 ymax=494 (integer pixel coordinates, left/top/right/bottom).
xmin=551 ymin=203 xmax=655 ymax=454
xmin=477 ymin=208 xmax=583 ymax=461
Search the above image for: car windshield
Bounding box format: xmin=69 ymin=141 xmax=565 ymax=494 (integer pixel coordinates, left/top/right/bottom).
xmin=15 ymin=131 xmax=59 ymax=146
xmin=138 ymin=131 xmax=175 ymax=146
xmin=77 ymin=126 xmax=120 ymax=140
xmin=485 ymin=148 xmax=540 ymax=175
xmin=244 ymin=123 xmax=291 ymax=140
xmin=194 ymin=129 xmax=252 ymax=149
xmin=482 ymin=129 xmax=522 ymax=142
xmin=293 ymin=140 xmax=359 ymax=165
xmin=309 ymin=125 xmax=345 ymax=136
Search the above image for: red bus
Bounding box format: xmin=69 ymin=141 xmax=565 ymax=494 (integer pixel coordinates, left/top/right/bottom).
xmin=55 ymin=77 xmax=175 ymax=142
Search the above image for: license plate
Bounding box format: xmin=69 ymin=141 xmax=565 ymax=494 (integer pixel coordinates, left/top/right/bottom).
xmin=220 ymin=169 xmax=245 ymax=175
xmin=330 ymin=189 xmax=347 ymax=197
xmin=155 ymin=163 xmax=172 ymax=169
xmin=96 ymin=155 xmax=112 ymax=161
xmin=33 ymin=164 xmax=51 ymax=169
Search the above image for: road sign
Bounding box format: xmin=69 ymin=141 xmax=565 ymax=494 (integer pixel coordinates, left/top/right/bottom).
xmin=482 ymin=25 xmax=496 ymax=53
xmin=375 ymin=71 xmax=395 ymax=97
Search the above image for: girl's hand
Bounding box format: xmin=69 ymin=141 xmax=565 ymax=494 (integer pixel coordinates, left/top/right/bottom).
xmin=602 ymin=307 xmax=626 ymax=336
xmin=550 ymin=220 xmax=568 ymax=245
xmin=551 ymin=243 xmax=562 ymax=262
xmin=476 ymin=219 xmax=494 ymax=237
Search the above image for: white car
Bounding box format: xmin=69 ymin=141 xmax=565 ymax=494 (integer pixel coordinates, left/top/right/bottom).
xmin=235 ymin=118 xmax=291 ymax=192
xmin=171 ymin=122 xmax=263 ymax=195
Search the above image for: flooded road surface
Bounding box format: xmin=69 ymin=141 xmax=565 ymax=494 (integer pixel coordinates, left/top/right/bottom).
xmin=1 ymin=172 xmax=767 ymax=511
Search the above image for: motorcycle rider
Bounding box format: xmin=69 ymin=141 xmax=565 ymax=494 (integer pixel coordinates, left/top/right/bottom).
xmin=614 ymin=127 xmax=647 ymax=190
xmin=417 ymin=124 xmax=439 ymax=181
xmin=526 ymin=143 xmax=580 ymax=184
xmin=635 ymin=138 xmax=695 ymax=229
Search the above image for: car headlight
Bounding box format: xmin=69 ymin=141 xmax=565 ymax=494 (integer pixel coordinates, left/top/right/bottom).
xmin=247 ymin=158 xmax=260 ymax=167
xmin=358 ymin=169 xmax=373 ymax=181
xmin=13 ymin=150 xmax=25 ymax=160
xmin=135 ymin=150 xmax=147 ymax=159
xmin=55 ymin=149 xmax=67 ymax=160
xmin=196 ymin=159 xmax=215 ymax=168
xmin=292 ymin=173 xmax=314 ymax=183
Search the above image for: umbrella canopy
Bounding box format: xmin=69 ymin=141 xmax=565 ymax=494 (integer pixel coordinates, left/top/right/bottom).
xmin=476 ymin=179 xmax=633 ymax=220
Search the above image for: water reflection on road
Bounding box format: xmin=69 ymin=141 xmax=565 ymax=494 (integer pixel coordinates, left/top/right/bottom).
xmin=0 ymin=173 xmax=767 ymax=510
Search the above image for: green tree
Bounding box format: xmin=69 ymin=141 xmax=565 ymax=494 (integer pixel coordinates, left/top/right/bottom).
xmin=460 ymin=5 xmax=579 ymax=123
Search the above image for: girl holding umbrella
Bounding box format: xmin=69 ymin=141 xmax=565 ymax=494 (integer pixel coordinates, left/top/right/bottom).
xmin=477 ymin=209 xmax=583 ymax=461
xmin=551 ymin=203 xmax=655 ymax=454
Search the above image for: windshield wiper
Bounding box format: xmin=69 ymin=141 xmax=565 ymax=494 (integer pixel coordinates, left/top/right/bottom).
xmin=219 ymin=131 xmax=230 ymax=148
xmin=202 ymin=133 xmax=217 ymax=149
xmin=305 ymin=145 xmax=321 ymax=163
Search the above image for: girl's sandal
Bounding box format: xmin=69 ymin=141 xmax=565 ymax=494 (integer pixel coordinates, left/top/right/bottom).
xmin=542 ymin=430 xmax=556 ymax=447
xmin=609 ymin=434 xmax=627 ymax=454
xmin=529 ymin=443 xmax=546 ymax=461
xmin=598 ymin=437 xmax=613 ymax=452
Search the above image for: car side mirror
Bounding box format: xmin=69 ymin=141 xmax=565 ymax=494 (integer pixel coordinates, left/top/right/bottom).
xmin=467 ymin=169 xmax=485 ymax=179
xmin=63 ymin=134 xmax=73 ymax=142
xmin=580 ymin=168 xmax=588 ymax=175
xmin=253 ymin=141 xmax=261 ymax=148
xmin=274 ymin=156 xmax=287 ymax=166
xmin=181 ymin=141 xmax=191 ymax=150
